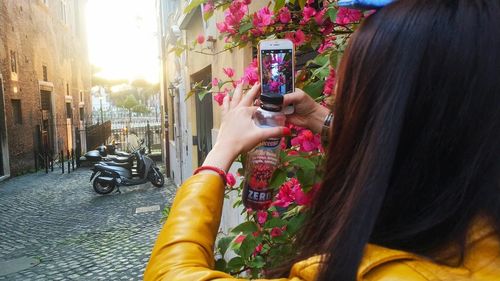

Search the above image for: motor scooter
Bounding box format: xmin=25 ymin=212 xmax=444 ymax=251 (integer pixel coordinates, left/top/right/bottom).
xmin=89 ymin=146 xmax=164 ymax=194
xmin=79 ymin=142 xmax=131 ymax=166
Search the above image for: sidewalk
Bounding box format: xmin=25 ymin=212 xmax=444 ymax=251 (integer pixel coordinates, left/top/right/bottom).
xmin=0 ymin=168 xmax=176 ymax=280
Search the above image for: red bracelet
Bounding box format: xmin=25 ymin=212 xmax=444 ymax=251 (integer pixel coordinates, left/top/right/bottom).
xmin=193 ymin=166 xmax=227 ymax=184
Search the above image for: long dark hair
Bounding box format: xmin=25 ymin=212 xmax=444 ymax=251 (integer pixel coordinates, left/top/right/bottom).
xmin=287 ymin=0 xmax=500 ymax=280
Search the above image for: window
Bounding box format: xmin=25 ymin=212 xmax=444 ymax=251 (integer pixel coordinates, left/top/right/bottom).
xmin=11 ymin=100 xmax=22 ymax=124
xmin=10 ymin=51 xmax=17 ymax=73
xmin=79 ymin=107 xmax=84 ymax=121
xmin=79 ymin=91 xmax=83 ymax=102
xmin=66 ymin=102 xmax=72 ymax=118
xmin=60 ymin=1 xmax=67 ymax=24
xmin=66 ymin=83 xmax=69 ymax=96
xmin=42 ymin=65 xmax=48 ymax=81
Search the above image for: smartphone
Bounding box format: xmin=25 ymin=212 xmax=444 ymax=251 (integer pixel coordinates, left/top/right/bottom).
xmin=258 ymin=39 xmax=295 ymax=114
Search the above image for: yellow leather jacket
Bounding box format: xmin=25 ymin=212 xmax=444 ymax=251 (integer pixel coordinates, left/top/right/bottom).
xmin=144 ymin=174 xmax=500 ymax=281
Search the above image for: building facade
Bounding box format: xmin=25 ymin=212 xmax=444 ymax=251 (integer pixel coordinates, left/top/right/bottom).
xmin=0 ymin=0 xmax=91 ymax=177
xmin=157 ymin=0 xmax=266 ymax=233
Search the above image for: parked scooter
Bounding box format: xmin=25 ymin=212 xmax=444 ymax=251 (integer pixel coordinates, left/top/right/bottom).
xmin=89 ymin=145 xmax=164 ymax=194
xmin=79 ymin=142 xmax=131 ymax=166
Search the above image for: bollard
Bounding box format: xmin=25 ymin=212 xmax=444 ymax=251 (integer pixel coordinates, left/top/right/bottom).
xmin=34 ymin=150 xmax=38 ymax=171
xmin=71 ymin=149 xmax=75 ymax=171
xmin=45 ymin=152 xmax=49 ymax=174
xmin=67 ymin=150 xmax=71 ymax=174
xmin=61 ymin=150 xmax=65 ymax=174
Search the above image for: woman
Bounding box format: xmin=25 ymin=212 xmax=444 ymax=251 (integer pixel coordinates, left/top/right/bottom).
xmin=145 ymin=0 xmax=500 ymax=280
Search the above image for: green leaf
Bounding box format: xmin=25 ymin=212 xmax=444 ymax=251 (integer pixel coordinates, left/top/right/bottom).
xmin=215 ymin=258 xmax=227 ymax=271
xmin=239 ymin=235 xmax=258 ymax=259
xmin=289 ymin=157 xmax=316 ymax=171
xmin=197 ymin=89 xmax=210 ymax=101
xmin=217 ymin=236 xmax=233 ymax=257
xmin=203 ymin=10 xmax=214 ymax=21
xmin=231 ymin=221 xmax=258 ymax=234
xmin=296 ymin=168 xmax=315 ymax=187
xmin=312 ymin=64 xmax=331 ymax=79
xmin=298 ymin=0 xmax=307 ymax=8
xmin=269 ymin=169 xmax=287 ymax=190
xmin=227 ymin=257 xmax=245 ymax=272
xmin=303 ymin=80 xmax=326 ymax=100
xmin=327 ymin=6 xmax=338 ymax=22
xmin=273 ymin=0 xmax=286 ymax=12
xmin=263 ymin=218 xmax=287 ymax=229
xmin=249 ymin=255 xmax=265 ymax=269
xmin=312 ymin=54 xmax=329 ymax=66
xmin=184 ymin=0 xmax=204 ymax=14
xmin=239 ymin=22 xmax=253 ymax=33
xmin=287 ymin=212 xmax=306 ymax=235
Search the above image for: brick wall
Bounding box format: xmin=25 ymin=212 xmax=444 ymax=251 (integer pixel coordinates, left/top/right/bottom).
xmin=0 ymin=0 xmax=91 ymax=175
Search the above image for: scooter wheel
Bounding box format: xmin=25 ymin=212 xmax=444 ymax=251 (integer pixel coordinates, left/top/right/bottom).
xmin=149 ymin=168 xmax=165 ymax=188
xmin=93 ymin=177 xmax=116 ymax=194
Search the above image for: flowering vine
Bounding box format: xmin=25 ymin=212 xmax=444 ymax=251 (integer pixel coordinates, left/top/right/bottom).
xmin=173 ymin=0 xmax=365 ymax=278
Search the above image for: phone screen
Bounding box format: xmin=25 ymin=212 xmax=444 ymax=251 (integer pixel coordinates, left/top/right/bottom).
xmin=260 ymin=49 xmax=293 ymax=96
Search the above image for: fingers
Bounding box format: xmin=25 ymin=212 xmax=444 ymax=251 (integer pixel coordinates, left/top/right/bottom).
xmin=222 ymin=93 xmax=230 ymax=113
xmin=241 ymin=83 xmax=261 ymax=106
xmin=283 ymin=88 xmax=307 ymax=107
xmin=231 ymin=82 xmax=243 ymax=108
xmin=259 ymin=126 xmax=291 ymax=140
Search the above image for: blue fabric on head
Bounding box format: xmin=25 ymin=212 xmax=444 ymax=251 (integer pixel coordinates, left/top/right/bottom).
xmin=338 ymin=0 xmax=394 ymax=10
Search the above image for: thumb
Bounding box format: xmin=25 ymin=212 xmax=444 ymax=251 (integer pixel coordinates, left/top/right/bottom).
xmin=283 ymin=89 xmax=306 ymax=107
xmin=260 ymin=127 xmax=291 ymax=139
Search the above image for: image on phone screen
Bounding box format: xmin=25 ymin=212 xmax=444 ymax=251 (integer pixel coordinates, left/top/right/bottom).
xmin=260 ymin=49 xmax=293 ymax=96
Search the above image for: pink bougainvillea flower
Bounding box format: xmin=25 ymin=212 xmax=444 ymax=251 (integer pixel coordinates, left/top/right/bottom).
xmin=243 ymin=58 xmax=259 ymax=85
xmin=278 ymin=7 xmax=291 ymax=24
xmin=223 ymin=67 xmax=235 ymax=78
xmin=243 ymin=0 xmax=251 ymax=4
xmin=318 ymin=40 xmax=334 ymax=54
xmin=287 ymin=150 xmax=299 ymax=156
xmin=291 ymin=129 xmax=321 ymax=152
xmin=323 ymin=68 xmax=336 ymax=96
xmin=270 ymin=227 xmax=283 ymax=237
xmin=246 ymin=208 xmax=254 ymax=214
xmin=217 ymin=1 xmax=248 ymax=35
xmin=226 ymin=172 xmax=236 ymax=187
xmin=235 ymin=235 xmax=246 ymax=243
xmin=253 ymin=6 xmax=273 ymax=29
xmin=302 ymin=6 xmax=317 ymax=21
xmin=336 ymin=7 xmax=362 ymax=25
xmin=257 ymin=211 xmax=268 ymax=224
xmin=285 ymin=30 xmax=307 ymax=46
xmin=273 ymin=178 xmax=318 ymax=208
xmin=196 ymin=34 xmax=205 ymax=44
xmin=273 ymin=179 xmax=296 ymax=208
xmin=320 ymin=21 xmax=334 ymax=35
xmin=211 ymin=77 xmax=219 ymax=88
xmin=253 ymin=243 xmax=263 ymax=256
xmin=314 ymin=8 xmax=327 ymax=25
xmin=213 ymin=91 xmax=227 ymax=106
xmin=271 ymin=211 xmax=280 ymax=218
xmin=216 ymin=22 xmax=229 ymax=33
xmin=203 ymin=1 xmax=214 ymax=13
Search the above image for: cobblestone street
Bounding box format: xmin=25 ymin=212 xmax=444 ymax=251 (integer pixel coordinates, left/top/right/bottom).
xmin=0 ymin=168 xmax=176 ymax=280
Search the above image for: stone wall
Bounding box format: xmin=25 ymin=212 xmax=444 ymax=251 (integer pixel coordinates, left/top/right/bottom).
xmin=0 ymin=0 xmax=91 ymax=175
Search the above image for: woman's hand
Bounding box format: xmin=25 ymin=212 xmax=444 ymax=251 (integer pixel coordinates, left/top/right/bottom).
xmin=283 ymin=89 xmax=331 ymax=134
xmin=201 ymin=83 xmax=288 ymax=172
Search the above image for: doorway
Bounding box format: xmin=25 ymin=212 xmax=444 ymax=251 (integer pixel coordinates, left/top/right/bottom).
xmin=40 ymin=90 xmax=54 ymax=153
xmin=191 ymin=67 xmax=213 ymax=166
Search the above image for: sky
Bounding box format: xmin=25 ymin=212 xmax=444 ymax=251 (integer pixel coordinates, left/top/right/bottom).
xmin=86 ymin=0 xmax=159 ymax=84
